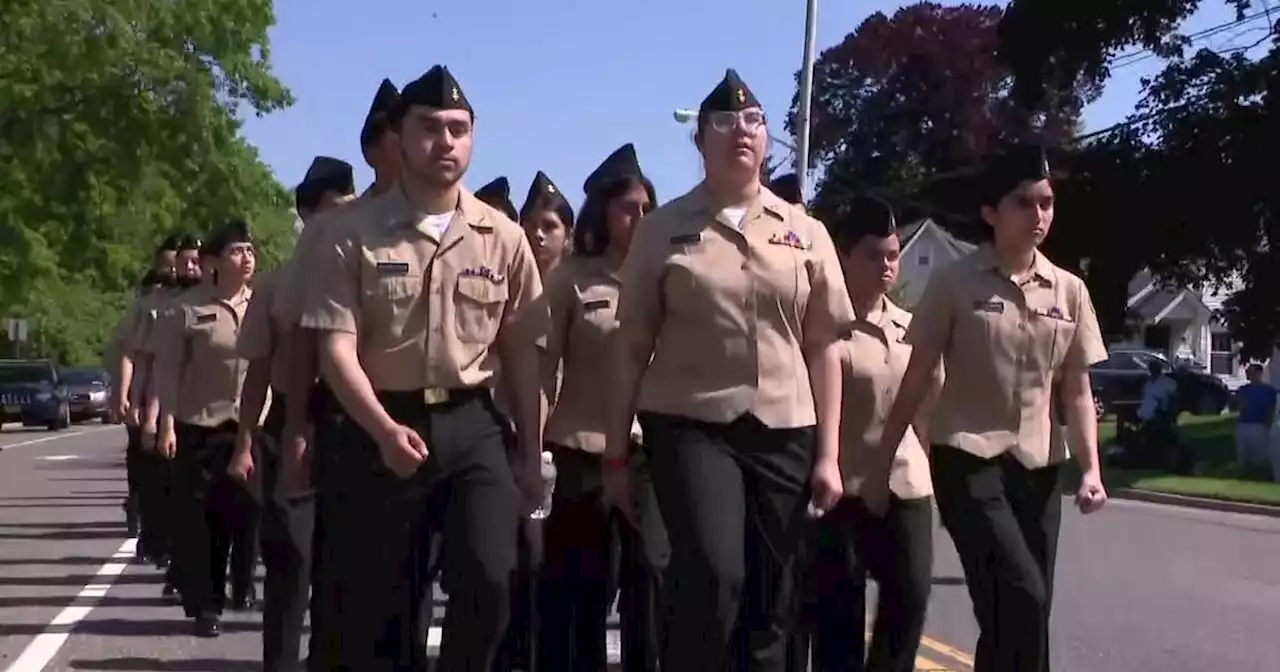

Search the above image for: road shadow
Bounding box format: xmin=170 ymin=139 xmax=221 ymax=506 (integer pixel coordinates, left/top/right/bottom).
xmin=0 ymin=555 xmax=115 ymax=567
xmin=0 ymin=529 xmax=126 ymax=541
xmin=1 ymin=520 xmax=125 ymax=530
xmin=0 ymin=572 xmax=159 ymax=587
xmin=45 ymin=475 xmax=124 ymax=481
xmin=3 ymin=618 xmax=260 ymax=637
xmin=932 ymin=575 xmax=967 ymax=586
xmin=69 ymin=659 xmax=261 ymax=671
xmin=0 ymin=502 xmax=122 ymax=509
xmin=0 ymin=494 xmax=123 ymax=501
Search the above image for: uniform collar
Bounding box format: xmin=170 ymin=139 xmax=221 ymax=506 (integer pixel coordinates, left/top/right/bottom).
xmin=857 ymin=295 xmax=910 ymax=331
xmin=687 ymin=182 xmax=789 ymax=225
xmin=379 ymin=184 xmax=496 ymax=241
xmin=973 ymin=243 xmax=1056 ymax=287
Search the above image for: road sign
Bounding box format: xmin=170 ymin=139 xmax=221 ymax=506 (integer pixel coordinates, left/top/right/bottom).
xmin=6 ymin=318 xmax=27 ymax=342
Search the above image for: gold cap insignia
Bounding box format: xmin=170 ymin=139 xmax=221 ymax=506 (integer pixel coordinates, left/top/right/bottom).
xmin=451 ymin=86 xmax=460 ymax=103
xmin=546 ymin=183 xmax=557 ymax=194
xmin=736 ymin=88 xmax=746 ymax=104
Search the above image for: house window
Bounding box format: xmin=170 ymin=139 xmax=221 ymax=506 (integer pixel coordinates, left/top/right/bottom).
xmin=917 ymin=253 xmax=931 ymax=267
xmin=1209 ymin=331 xmax=1235 ymax=375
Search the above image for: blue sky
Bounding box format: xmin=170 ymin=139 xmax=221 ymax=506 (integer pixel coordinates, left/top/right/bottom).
xmin=240 ymin=0 xmax=1254 ymax=206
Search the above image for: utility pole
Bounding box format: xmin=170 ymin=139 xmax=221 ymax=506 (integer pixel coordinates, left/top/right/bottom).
xmin=794 ymin=0 xmax=820 ymax=196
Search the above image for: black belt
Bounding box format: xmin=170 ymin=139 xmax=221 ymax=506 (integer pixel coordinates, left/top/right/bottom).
xmin=375 ymin=387 xmax=489 ymax=410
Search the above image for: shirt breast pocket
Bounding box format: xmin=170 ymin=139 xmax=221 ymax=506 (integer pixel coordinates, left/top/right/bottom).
xmin=454 ymin=275 xmax=509 ymax=344
xmin=1048 ymin=316 xmax=1078 ymax=371
xmin=365 ymin=272 xmax=421 ymax=330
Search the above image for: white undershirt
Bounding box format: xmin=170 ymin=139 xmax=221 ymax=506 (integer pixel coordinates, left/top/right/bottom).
xmin=420 ymin=212 xmax=454 ymax=241
xmin=717 ymin=206 xmax=748 ymax=231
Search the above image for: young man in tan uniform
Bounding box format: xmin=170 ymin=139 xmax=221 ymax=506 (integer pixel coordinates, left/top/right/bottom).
xmin=606 ymin=70 xmax=854 ymax=671
xmin=870 ymin=145 xmax=1109 ymax=672
xmin=152 ymin=221 xmax=257 ymax=637
xmin=808 ymin=197 xmax=941 ymax=672
xmin=299 ymin=65 xmax=547 ymax=671
xmin=230 ymin=156 xmax=355 ymax=671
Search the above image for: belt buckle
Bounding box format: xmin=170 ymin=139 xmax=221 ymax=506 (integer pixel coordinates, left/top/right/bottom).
xmin=422 ymin=388 xmax=450 ymax=406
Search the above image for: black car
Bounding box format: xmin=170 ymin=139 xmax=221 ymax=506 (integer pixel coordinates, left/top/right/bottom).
xmin=0 ymin=359 xmax=71 ymax=430
xmin=61 ymin=366 xmax=111 ymax=422
xmin=1089 ymin=349 xmax=1231 ymax=420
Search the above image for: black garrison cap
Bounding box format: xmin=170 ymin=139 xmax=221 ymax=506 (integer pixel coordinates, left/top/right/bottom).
xmin=298 ymin=156 xmax=355 ymax=196
xmin=981 ymin=142 xmax=1052 ymax=204
xmin=769 ymin=173 xmax=803 ymax=205
xmin=397 ymin=65 xmax=473 ymax=119
xmin=830 ymin=195 xmax=898 ymax=250
xmin=523 ymin=171 xmax=570 ymax=215
xmin=700 ymin=68 xmax=762 ymax=113
xmin=475 ymin=177 xmax=518 ymax=221
xmin=177 ymin=234 xmax=202 ymax=252
xmin=140 ymin=269 xmax=160 ymax=288
xmin=157 ymin=234 xmax=181 ymax=252
xmin=360 ymin=79 xmax=400 ymax=148
xmin=583 ymin=143 xmax=644 ymax=195
xmin=206 ymin=220 xmax=253 ymax=256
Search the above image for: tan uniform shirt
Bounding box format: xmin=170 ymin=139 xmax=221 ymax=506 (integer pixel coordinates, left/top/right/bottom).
xmin=543 ymin=255 xmax=624 ymax=453
xmin=124 ymin=289 xmax=184 ymax=411
xmin=300 ymin=185 xmax=544 ymax=391
xmin=906 ymin=245 xmax=1107 ymax=468
xmin=237 ymin=268 xmax=292 ymax=394
xmin=154 ymin=284 xmax=254 ymax=427
xmin=615 ymin=184 xmax=856 ymax=429
xmin=840 ymin=298 xmax=940 ymax=500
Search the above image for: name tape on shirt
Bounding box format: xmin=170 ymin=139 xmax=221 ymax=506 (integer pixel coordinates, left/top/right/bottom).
xmin=669 ymin=233 xmax=702 ymax=245
xmin=583 ymin=298 xmax=611 ymax=311
xmin=195 ymin=313 xmax=217 ymax=325
xmin=376 ymin=261 xmax=411 ymax=275
xmin=974 ymin=299 xmax=1004 ymax=314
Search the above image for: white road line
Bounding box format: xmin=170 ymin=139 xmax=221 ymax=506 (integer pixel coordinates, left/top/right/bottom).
xmin=0 ymin=425 xmax=118 ymax=450
xmin=3 ymin=538 xmax=137 ymax=672
xmin=424 ymin=627 xmax=622 ymax=663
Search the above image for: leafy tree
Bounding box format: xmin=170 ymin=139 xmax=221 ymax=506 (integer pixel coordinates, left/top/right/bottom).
xmin=785 ymin=2 xmax=1098 ymax=229
xmin=0 ymin=0 xmax=296 ymax=364
xmin=998 ymin=0 xmax=1279 ymax=355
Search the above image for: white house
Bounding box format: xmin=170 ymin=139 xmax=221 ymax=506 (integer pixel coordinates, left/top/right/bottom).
xmin=1115 ymin=271 xmax=1261 ymax=389
xmin=893 ymin=218 xmax=976 ymax=306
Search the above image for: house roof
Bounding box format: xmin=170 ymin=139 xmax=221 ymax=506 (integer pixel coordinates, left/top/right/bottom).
xmin=1126 ymin=270 xmax=1211 ymax=324
xmin=900 ymin=218 xmax=976 ymax=259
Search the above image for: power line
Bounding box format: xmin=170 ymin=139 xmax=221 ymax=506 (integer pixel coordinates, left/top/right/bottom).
xmin=1107 ymin=9 xmax=1273 ymax=71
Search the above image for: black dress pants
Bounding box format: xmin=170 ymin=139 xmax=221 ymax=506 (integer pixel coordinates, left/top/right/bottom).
xmin=173 ymin=421 xmax=261 ymax=618
xmin=617 ymin=446 xmax=669 ymax=672
xmin=931 ymin=445 xmax=1063 ymax=672
xmin=316 ymin=390 xmax=519 ymax=672
xmin=811 ymin=496 xmax=933 ymax=672
xmin=640 ymin=412 xmax=813 ymax=672
xmin=259 ymin=396 xmax=316 ymax=672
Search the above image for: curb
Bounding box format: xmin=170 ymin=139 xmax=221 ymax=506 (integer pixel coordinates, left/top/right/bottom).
xmin=1114 ymin=487 xmax=1280 ymax=518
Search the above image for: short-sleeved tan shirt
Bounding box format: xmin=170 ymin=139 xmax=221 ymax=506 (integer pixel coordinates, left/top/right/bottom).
xmin=237 ymin=268 xmax=292 ymax=394
xmin=299 ymin=185 xmax=544 ymax=391
xmin=839 ymin=298 xmax=940 ymax=500
xmin=906 ymin=245 xmax=1107 ymax=468
xmin=543 ymin=255 xmax=625 ymax=453
xmin=615 ymin=184 xmax=856 ymax=429
xmin=153 ymin=284 xmax=254 ymax=427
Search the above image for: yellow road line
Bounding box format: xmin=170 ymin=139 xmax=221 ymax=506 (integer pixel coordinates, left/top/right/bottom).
xmin=920 ymin=635 xmax=975 ymax=667
xmin=914 ymin=653 xmax=956 ymax=670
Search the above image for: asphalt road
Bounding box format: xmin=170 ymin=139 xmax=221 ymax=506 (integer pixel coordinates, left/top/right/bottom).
xmin=2 ymin=425 xmax=1275 ymax=671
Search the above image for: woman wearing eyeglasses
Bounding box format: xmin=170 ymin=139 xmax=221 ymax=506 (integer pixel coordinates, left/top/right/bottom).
xmin=605 ymin=69 xmax=854 ymax=671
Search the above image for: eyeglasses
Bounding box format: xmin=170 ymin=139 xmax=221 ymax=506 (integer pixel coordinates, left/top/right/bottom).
xmin=706 ymin=109 xmax=766 ymax=133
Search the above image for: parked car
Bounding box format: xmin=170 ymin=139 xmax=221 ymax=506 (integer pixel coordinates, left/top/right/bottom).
xmin=61 ymin=366 xmax=111 ymax=423
xmin=0 ymin=359 xmax=71 ymax=430
xmin=1089 ymin=348 xmax=1231 ymax=419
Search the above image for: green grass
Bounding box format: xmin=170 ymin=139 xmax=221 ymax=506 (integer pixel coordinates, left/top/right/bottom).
xmin=1089 ymin=413 xmax=1280 ymax=506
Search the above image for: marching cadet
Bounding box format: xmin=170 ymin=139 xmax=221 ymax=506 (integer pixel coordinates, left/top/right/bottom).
xmin=494 ymin=169 xmax=575 ymax=672
xmin=299 ymin=64 xmax=546 ymax=670
xmin=868 ymin=143 xmax=1109 ymax=672
xmin=605 ymin=69 xmax=853 ymax=671
xmin=810 ymin=197 xmax=941 ymax=672
xmin=538 ymin=143 xmax=667 ymax=672
xmin=361 ymin=78 xmax=403 ymax=199
xmin=230 ymin=157 xmax=355 ymax=670
xmin=153 ymin=221 xmax=257 ymax=637
xmin=136 ymin=233 xmax=206 ymax=598
xmin=521 ymin=171 xmax=574 ymax=276
xmin=271 ymin=81 xmax=403 ymax=669
xmin=110 ymin=235 xmax=179 ymax=554
xmin=475 ymin=176 xmax=519 ymax=220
